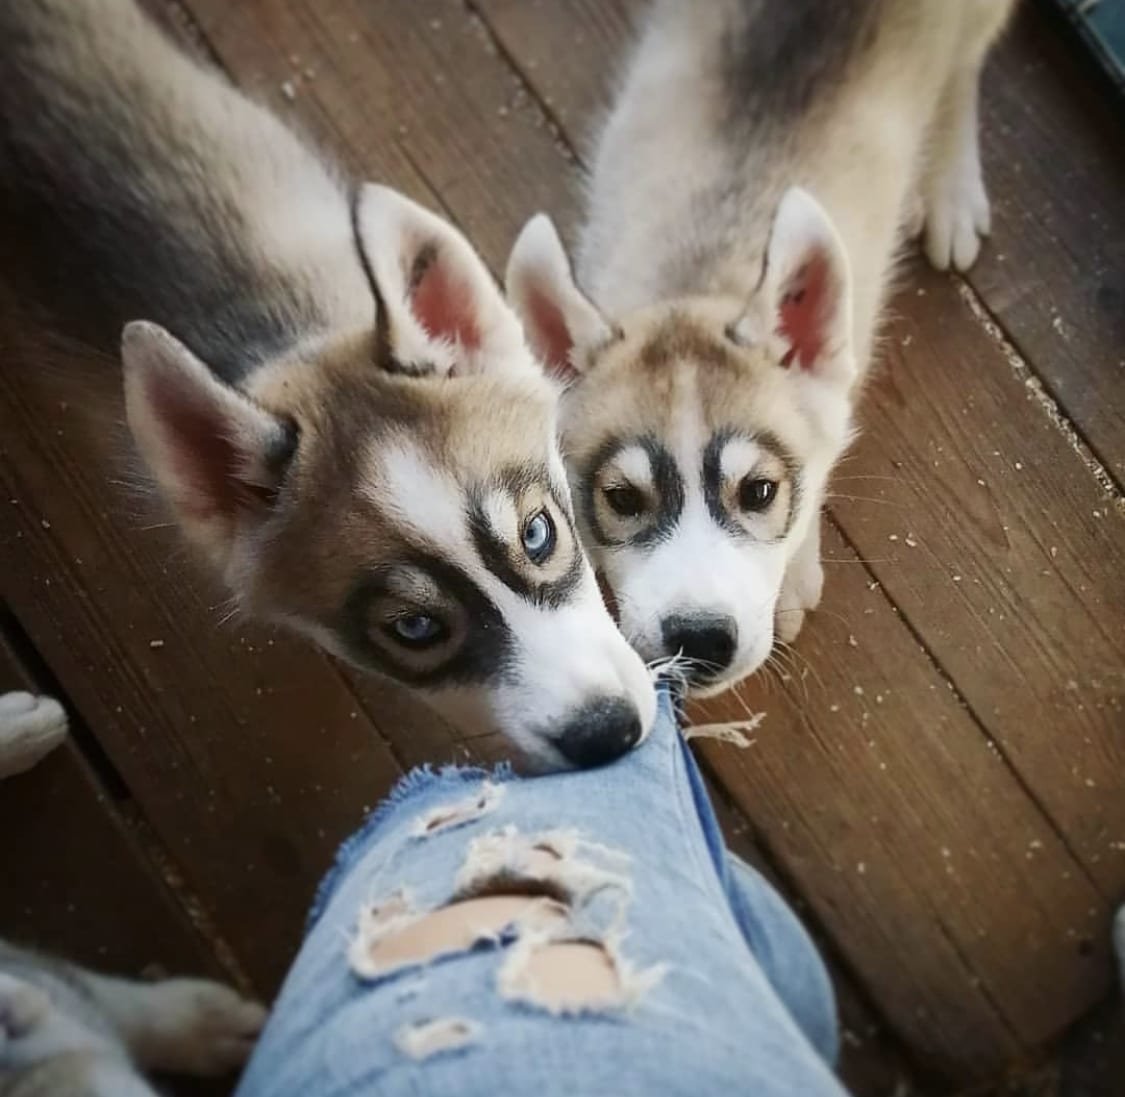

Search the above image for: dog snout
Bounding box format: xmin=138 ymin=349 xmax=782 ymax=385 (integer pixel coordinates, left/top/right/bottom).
xmin=661 ymin=613 xmax=738 ymax=682
xmin=552 ymin=696 xmax=642 ymax=769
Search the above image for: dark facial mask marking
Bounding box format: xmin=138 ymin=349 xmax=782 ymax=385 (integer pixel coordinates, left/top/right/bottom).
xmin=583 ymin=436 xmax=685 ymax=549
xmin=468 ymin=504 xmax=583 ymax=611
xmin=701 ymin=428 xmax=800 ymax=540
xmin=339 ymin=551 xmax=513 ymax=688
xmin=467 ymin=466 xmax=584 ymax=610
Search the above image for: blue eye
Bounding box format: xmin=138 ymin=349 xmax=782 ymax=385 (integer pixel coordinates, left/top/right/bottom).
xmin=522 ymin=510 xmax=555 ymax=564
xmin=390 ymin=613 xmax=443 ymax=647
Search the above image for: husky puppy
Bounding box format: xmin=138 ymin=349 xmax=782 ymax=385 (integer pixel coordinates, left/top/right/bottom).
xmin=0 ymin=693 xmax=266 ymax=1096
xmin=506 ymin=0 xmax=1015 ymax=693
xmin=0 ymin=0 xmax=655 ymax=768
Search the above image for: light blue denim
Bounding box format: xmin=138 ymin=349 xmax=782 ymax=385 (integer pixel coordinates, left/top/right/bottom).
xmin=237 ymin=693 xmax=848 ymax=1097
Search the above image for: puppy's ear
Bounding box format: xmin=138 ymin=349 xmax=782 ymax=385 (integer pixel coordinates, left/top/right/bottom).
xmin=356 ymin=184 xmax=529 ymax=379
xmin=122 ymin=321 xmax=296 ymax=568
xmin=736 ymin=187 xmax=854 ymax=386
xmin=505 ymin=213 xmax=616 ymax=381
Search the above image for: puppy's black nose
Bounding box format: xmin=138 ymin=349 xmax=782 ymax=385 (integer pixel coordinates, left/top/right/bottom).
xmin=661 ymin=614 xmax=738 ymax=681
xmin=554 ymin=697 xmax=642 ymax=769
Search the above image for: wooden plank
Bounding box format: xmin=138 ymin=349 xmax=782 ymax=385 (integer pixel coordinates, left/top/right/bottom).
xmin=0 ymin=614 xmax=222 ymax=982
xmin=692 ymin=524 xmax=1113 ymax=1071
xmin=831 ymin=266 xmax=1125 ymax=895
xmin=171 ymin=0 xmax=1116 ymax=1077
xmin=183 ymin=0 xmax=584 ymax=269
xmin=707 ymin=787 xmax=919 ymax=1097
xmin=0 ymin=307 xmax=406 ymax=992
xmin=467 ymin=0 xmax=637 ymax=153
xmin=974 ymin=6 xmax=1125 ymax=484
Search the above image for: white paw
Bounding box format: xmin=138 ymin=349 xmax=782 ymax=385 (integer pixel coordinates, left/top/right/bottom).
xmin=135 ymin=980 xmax=266 ymax=1076
xmin=923 ymin=158 xmax=991 ymax=272
xmin=775 ymin=555 xmax=824 ymax=644
xmin=0 ymin=692 xmax=68 ymax=778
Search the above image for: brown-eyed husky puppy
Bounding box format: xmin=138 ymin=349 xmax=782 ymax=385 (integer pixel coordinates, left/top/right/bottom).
xmin=0 ymin=693 xmax=266 ymax=1096
xmin=0 ymin=0 xmax=655 ymax=768
xmin=506 ymin=0 xmax=1015 ymax=694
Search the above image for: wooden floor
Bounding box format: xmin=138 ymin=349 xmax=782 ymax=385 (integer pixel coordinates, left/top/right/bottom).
xmin=1 ymin=2 xmax=1122 ymax=1094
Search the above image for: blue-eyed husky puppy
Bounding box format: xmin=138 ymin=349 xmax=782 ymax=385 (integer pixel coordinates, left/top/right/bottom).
xmin=0 ymin=0 xmax=654 ymax=769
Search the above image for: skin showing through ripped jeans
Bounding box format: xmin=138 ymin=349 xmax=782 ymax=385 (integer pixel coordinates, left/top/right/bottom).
xmin=376 ymin=898 xmax=620 ymax=1007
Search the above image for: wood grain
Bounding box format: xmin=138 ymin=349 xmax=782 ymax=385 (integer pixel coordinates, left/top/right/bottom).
xmin=974 ymin=8 xmax=1125 ymax=484
xmin=0 ymin=615 xmax=222 ymax=982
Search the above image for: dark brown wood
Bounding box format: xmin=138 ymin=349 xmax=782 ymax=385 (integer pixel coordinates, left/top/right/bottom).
xmin=974 ymin=7 xmax=1125 ymax=485
xmin=833 ymin=264 xmax=1125 ymax=897
xmin=0 ymin=615 xmax=222 ymax=983
xmin=691 ymin=522 xmax=1112 ymax=1074
xmin=181 ymin=0 xmax=585 ymax=269
xmin=707 ymin=785 xmax=921 ymax=1097
xmin=467 ymin=0 xmax=637 ymax=155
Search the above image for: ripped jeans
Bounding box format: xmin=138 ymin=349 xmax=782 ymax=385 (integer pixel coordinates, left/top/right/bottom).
xmin=237 ymin=694 xmax=849 ymax=1097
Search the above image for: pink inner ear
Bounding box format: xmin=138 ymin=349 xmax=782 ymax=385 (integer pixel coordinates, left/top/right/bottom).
xmin=778 ymin=253 xmax=830 ymax=370
xmin=148 ymin=373 xmax=259 ymax=520
xmin=411 ymin=254 xmax=482 ymax=350
xmin=528 ymin=288 xmax=575 ymax=378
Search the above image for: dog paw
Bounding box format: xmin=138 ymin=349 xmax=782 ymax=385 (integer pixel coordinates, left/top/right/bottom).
xmin=135 ymin=980 xmax=267 ymax=1076
xmin=0 ymin=692 xmax=69 ymax=777
xmin=922 ymin=157 xmax=991 ymax=272
xmin=0 ymin=973 xmax=51 ymax=1044
xmin=775 ymin=555 xmax=824 ymax=644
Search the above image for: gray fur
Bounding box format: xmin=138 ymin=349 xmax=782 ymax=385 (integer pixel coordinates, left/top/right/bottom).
xmin=0 ymin=0 xmax=365 ymax=383
xmin=0 ymin=943 xmax=111 ymax=1044
xmin=718 ymin=0 xmax=884 ymax=139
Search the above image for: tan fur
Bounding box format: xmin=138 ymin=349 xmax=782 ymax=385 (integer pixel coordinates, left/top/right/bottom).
xmin=242 ymin=345 xmax=562 ymax=635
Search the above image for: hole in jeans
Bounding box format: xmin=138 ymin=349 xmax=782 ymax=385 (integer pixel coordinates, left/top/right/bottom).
xmin=413 ymin=782 xmax=504 ymax=837
xmin=508 ymin=940 xmax=622 ymax=1011
xmin=351 ymin=894 xmax=568 ymax=980
xmin=394 ymin=1016 xmax=479 ymax=1060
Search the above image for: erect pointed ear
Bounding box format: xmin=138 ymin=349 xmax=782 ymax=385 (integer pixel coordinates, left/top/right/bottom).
xmin=356 ymin=184 xmax=528 ymax=379
xmin=121 ymin=321 xmax=296 ymax=565
xmin=505 ymin=213 xmax=616 ymax=381
xmin=740 ymin=187 xmax=854 ymax=384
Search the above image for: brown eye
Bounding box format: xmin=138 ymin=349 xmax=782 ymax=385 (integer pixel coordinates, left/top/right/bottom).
xmin=739 ymin=477 xmax=777 ymax=512
xmin=604 ymin=484 xmax=645 ymax=519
